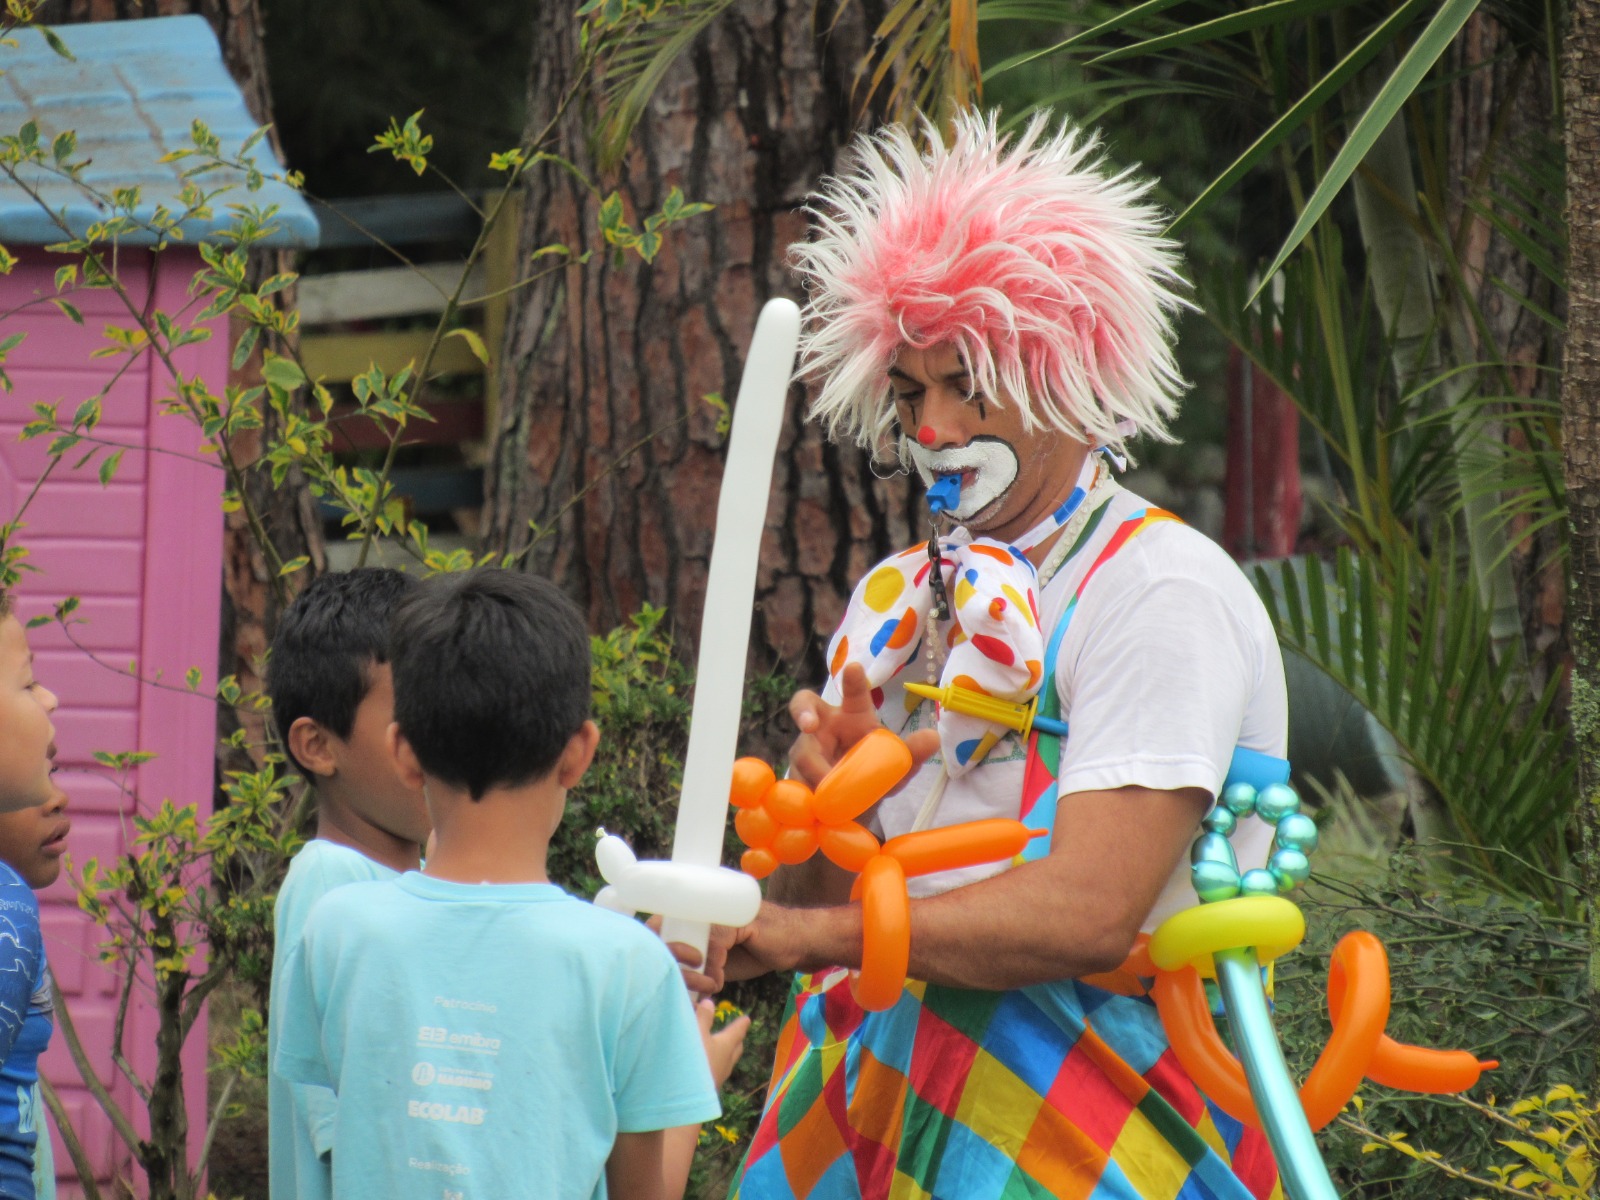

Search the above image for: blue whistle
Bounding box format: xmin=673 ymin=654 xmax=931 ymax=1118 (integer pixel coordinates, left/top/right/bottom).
xmin=927 ymin=474 xmax=962 ymax=515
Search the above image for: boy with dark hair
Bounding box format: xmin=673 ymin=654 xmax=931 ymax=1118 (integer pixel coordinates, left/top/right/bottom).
xmin=274 ymin=570 xmax=720 ymax=1200
xmin=266 ymin=567 xmax=429 ymax=1200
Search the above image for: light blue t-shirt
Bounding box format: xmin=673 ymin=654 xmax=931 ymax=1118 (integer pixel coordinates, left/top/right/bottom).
xmin=274 ymin=873 xmax=718 ymax=1200
xmin=268 ymin=840 xmax=397 ymax=1200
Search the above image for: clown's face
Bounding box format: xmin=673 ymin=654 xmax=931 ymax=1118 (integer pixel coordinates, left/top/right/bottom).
xmin=889 ymin=343 xmax=1089 ymax=548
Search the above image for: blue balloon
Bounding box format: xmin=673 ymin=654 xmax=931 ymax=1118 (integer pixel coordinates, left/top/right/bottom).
xmin=1274 ymin=812 xmax=1320 ymax=855
xmin=1256 ymin=783 xmax=1301 ymax=823
xmin=1192 ymin=859 xmax=1242 ymax=903
xmin=1202 ymin=805 xmax=1238 ymax=837
xmin=1222 ymin=782 xmax=1258 ymax=818
xmin=1191 ymin=831 xmax=1238 ymax=871
xmin=1239 ymin=867 xmax=1280 ymax=897
xmin=1270 ymin=848 xmax=1311 ymax=889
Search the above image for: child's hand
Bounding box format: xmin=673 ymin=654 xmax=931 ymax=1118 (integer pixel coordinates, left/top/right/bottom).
xmin=696 ymin=998 xmax=750 ymax=1090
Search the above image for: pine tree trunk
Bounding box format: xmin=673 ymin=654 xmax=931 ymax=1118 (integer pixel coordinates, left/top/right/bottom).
xmin=486 ymin=0 xmax=915 ymax=685
xmin=1559 ymin=0 xmax=1600 ymax=1069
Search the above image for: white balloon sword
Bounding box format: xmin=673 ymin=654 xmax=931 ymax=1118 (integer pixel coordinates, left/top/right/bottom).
xmin=594 ymin=297 xmax=801 ymax=965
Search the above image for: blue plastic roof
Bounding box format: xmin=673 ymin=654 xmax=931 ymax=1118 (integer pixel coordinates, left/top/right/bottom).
xmin=0 ymin=15 xmax=318 ymax=247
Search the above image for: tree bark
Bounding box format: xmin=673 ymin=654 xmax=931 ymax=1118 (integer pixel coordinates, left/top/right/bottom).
xmin=486 ymin=0 xmax=916 ymax=685
xmin=1559 ymin=0 xmax=1600 ymax=1074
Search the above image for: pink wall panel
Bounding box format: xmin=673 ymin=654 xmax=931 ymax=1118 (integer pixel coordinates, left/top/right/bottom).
xmin=15 ymin=541 xmax=144 ymax=594
xmin=14 ymin=485 xmax=146 ymax=539
xmin=24 ymin=598 xmax=143 ymax=651
xmin=5 ymin=368 xmax=155 ymax=431
xmin=3 ymin=248 xmax=223 ymax=1198
xmin=0 ymin=426 xmax=151 ymax=483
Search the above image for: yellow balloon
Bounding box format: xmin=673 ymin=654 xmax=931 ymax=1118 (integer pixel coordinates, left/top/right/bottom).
xmin=1148 ymin=895 xmax=1305 ymax=978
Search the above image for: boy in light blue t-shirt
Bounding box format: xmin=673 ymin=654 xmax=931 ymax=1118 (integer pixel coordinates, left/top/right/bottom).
xmin=275 ymin=570 xmax=723 ymax=1200
xmin=266 ymin=568 xmax=431 ymax=1200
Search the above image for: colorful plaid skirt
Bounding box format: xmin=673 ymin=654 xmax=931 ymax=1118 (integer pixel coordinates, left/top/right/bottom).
xmin=730 ymin=969 xmax=1282 ymax=1200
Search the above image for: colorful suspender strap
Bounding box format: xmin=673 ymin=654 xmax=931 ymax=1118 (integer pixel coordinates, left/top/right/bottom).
xmin=1017 ymin=507 xmax=1179 ymax=860
xmin=1015 ymin=507 xmax=1294 ymax=864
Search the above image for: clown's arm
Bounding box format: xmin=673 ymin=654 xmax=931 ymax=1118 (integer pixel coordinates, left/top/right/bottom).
xmin=728 ymin=782 xmax=1208 ymax=989
xmin=721 ymin=570 xmax=1265 ymax=992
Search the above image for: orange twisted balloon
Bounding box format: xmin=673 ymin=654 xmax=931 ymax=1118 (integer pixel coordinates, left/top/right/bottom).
xmin=1147 ymin=929 xmax=1496 ymax=1130
xmin=731 ymin=730 xmax=1043 ymax=1009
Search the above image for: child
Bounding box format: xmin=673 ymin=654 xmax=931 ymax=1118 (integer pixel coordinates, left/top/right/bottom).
xmin=266 ymin=568 xmax=429 ymax=1200
xmin=274 ymin=570 xmax=721 ymax=1200
xmin=0 ymin=593 xmax=61 ymax=1200
xmin=0 ymin=781 xmax=70 ymax=1200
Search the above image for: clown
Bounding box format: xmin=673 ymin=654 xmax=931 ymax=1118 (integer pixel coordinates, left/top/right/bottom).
xmin=705 ymin=111 xmax=1291 ymax=1200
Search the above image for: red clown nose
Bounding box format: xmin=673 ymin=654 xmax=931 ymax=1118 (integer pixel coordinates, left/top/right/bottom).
xmin=916 ymin=425 xmax=937 ymax=446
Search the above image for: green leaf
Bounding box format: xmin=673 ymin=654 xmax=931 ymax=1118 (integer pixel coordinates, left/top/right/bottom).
xmin=1169 ymin=0 xmax=1433 ymax=235
xmin=50 ymin=298 xmax=82 ymax=325
xmin=986 ymin=0 xmax=1191 ymax=78
xmin=98 ymin=448 xmax=124 ymax=486
xmin=256 ymin=272 xmax=297 ymax=299
xmin=590 ymin=0 xmax=738 ymax=171
xmin=185 ymin=667 xmax=202 ymax=691
xmin=1092 ymin=0 xmax=1355 ymax=64
xmin=231 ymin=325 xmax=260 ymax=371
xmin=598 ymin=191 xmax=625 ymax=235
xmin=277 ymin=556 xmax=310 ymax=577
xmin=50 ymin=129 xmax=75 ymax=164
xmin=445 ymin=327 xmax=490 ymax=366
xmin=1249 ymin=0 xmax=1483 ymax=303
xmin=260 ymin=353 xmax=307 ymax=391
xmin=41 ymin=28 xmax=75 ymax=61
xmin=54 ymin=263 xmax=76 ymax=292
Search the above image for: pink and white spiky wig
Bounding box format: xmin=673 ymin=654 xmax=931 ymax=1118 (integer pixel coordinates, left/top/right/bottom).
xmin=790 ymin=110 xmax=1191 ymax=459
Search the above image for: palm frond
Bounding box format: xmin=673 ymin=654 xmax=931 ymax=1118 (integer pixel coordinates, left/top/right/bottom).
xmin=588 ymin=0 xmax=739 ymax=172
xmin=1255 ymin=543 xmax=1575 ymax=906
xmin=1250 ymin=0 xmax=1484 ymax=300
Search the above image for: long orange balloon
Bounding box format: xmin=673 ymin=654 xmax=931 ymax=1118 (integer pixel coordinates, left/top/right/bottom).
xmin=852 ymin=855 xmax=909 ymax=1011
xmin=812 ymin=729 xmax=913 ymax=825
xmin=1149 ymin=929 xmax=1494 ymax=1130
xmin=1297 ymin=932 xmax=1389 ymax=1130
xmin=1151 ymin=965 xmax=1262 ymax=1127
xmin=882 ymin=819 xmax=1042 ymax=878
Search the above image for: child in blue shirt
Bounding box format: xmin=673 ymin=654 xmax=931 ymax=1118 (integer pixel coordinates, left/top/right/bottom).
xmin=0 ymin=592 xmax=62 ymax=1200
xmin=275 ymin=570 xmax=721 ymax=1200
xmin=0 ymin=780 xmax=71 ymax=1200
xmin=265 ymin=568 xmax=431 ymax=1200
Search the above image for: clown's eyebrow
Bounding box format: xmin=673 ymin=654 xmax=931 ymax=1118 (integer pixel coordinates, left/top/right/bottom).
xmin=886 ymin=366 xmax=972 ymax=384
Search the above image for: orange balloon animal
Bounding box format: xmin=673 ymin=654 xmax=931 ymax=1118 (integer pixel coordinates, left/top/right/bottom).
xmin=1147 ymin=930 xmax=1495 ymax=1130
xmin=731 ymin=730 xmax=1044 ymax=1009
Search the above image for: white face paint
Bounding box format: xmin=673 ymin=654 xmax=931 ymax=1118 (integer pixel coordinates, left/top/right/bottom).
xmin=906 ymin=437 xmax=1021 ymax=522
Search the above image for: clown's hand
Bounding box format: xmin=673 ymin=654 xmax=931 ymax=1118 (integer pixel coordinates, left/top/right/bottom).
xmin=788 ymin=663 xmax=937 ymax=788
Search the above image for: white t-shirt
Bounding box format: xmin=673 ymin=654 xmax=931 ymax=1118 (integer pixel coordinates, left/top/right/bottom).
xmin=873 ymin=485 xmax=1288 ymax=929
